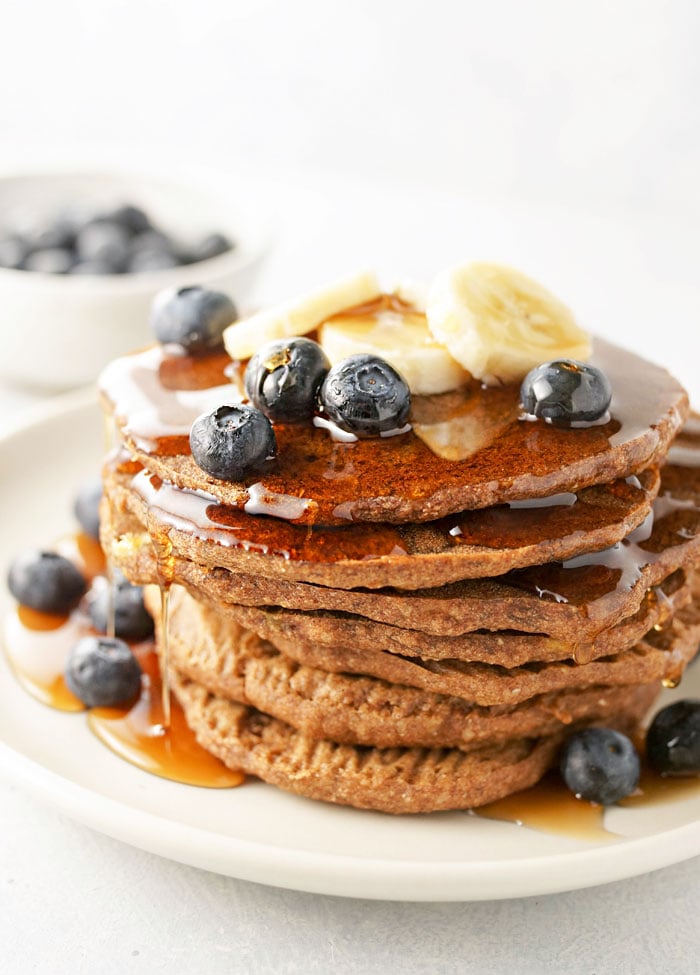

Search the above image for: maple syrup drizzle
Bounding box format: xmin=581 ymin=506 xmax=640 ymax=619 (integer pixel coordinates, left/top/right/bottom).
xmin=148 ymin=524 xmax=178 ymax=731
xmin=2 ymin=586 xmax=243 ymax=787
xmin=132 ymin=469 xmax=408 ymax=562
xmin=98 ymin=326 xmax=688 ymax=525
xmin=503 ymin=467 xmax=700 ymax=617
xmin=158 ymin=586 xmax=172 ymax=730
xmin=443 ymin=476 xmax=651 ymax=553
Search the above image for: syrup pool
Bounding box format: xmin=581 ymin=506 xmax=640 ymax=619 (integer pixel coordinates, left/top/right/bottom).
xmin=2 ymin=537 xmax=244 ymax=790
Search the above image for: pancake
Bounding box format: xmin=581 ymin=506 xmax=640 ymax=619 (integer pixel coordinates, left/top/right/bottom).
xmin=154 ymin=584 xmax=677 ymax=747
xmin=104 ymin=457 xmax=660 ymax=589
xmin=200 ymin=570 xmax=691 ymax=668
xmin=99 ymin=338 xmax=688 ymax=524
xmin=171 ymin=674 xmax=657 ymax=813
xmin=151 ymin=583 xmax=699 ymax=708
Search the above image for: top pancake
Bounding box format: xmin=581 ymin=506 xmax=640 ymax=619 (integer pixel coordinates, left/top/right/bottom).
xmin=99 ymin=336 xmax=688 ymax=524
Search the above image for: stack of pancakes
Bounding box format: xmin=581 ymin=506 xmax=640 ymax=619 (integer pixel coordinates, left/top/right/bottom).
xmin=99 ymin=338 xmax=700 ymax=813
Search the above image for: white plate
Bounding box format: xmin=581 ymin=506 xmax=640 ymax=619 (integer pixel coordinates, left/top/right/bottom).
xmin=1 ymin=389 xmax=699 ymax=902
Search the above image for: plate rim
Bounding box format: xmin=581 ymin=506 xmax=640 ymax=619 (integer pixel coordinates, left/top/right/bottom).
xmin=0 ymin=390 xmax=699 ymax=902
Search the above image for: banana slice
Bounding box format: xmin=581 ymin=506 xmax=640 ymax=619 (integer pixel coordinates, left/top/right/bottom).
xmin=223 ymin=269 xmax=381 ymax=360
xmin=426 ymin=262 xmax=591 ymax=385
xmin=319 ymin=298 xmax=469 ymax=395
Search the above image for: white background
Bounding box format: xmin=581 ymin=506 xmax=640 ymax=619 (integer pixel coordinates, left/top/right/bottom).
xmin=1 ymin=2 xmax=699 ymax=973
xmin=1 ymin=0 xmax=699 ymax=218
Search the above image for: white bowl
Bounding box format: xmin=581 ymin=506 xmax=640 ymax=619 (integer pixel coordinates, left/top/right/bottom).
xmin=0 ymin=169 xmax=270 ymax=389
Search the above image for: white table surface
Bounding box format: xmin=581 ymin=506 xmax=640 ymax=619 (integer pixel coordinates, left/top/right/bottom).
xmin=1 ymin=176 xmax=698 ymax=974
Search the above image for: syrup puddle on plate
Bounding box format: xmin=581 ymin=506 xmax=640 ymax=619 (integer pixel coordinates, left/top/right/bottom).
xmin=476 ymin=765 xmax=700 ymax=841
xmin=88 ymin=641 xmax=243 ymax=789
xmin=2 ymin=544 xmax=244 ymax=791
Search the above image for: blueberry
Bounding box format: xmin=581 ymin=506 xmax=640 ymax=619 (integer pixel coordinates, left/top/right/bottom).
xmin=185 ymin=232 xmax=233 ymax=264
xmin=73 ymin=478 xmax=103 ymax=539
xmin=88 ymin=571 xmax=154 ymax=641
xmin=0 ymin=234 xmax=28 ymax=269
xmin=69 ymin=259 xmax=121 ymax=276
xmin=128 ymin=249 xmax=179 ymax=273
xmin=129 ymin=229 xmax=173 ymax=255
xmin=245 ymin=338 xmax=330 ymax=423
xmin=520 ymin=360 xmax=612 ymax=426
xmin=107 ymin=204 xmax=152 ymax=235
xmin=319 ymin=354 xmax=411 ymax=437
xmin=32 ymin=219 xmax=77 ymax=251
xmin=24 ymin=248 xmax=74 ymax=274
xmin=151 ymin=286 xmax=237 ymax=353
xmin=7 ymin=550 xmax=87 ymax=614
xmin=560 ymin=727 xmax=640 ymax=804
xmin=646 ymin=700 xmax=700 ymax=776
xmin=65 ymin=635 xmax=142 ymax=707
xmin=190 ymin=404 xmax=276 ymax=481
xmin=75 ymin=220 xmax=131 ymax=271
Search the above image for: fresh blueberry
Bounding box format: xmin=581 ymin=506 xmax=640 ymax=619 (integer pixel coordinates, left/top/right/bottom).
xmin=88 ymin=571 xmax=154 ymax=641
xmin=185 ymin=232 xmax=233 ymax=264
xmin=128 ymin=249 xmax=179 ymax=273
xmin=31 ymin=219 xmax=77 ymax=251
xmin=560 ymin=727 xmax=640 ymax=804
xmin=190 ymin=404 xmax=276 ymax=481
xmin=646 ymin=700 xmax=700 ymax=775
xmin=127 ymin=229 xmax=181 ymax=272
xmin=23 ymin=248 xmax=74 ymax=274
xmin=107 ymin=204 xmax=152 ymax=235
xmin=73 ymin=478 xmax=103 ymax=539
xmin=319 ymin=354 xmax=411 ymax=437
xmin=7 ymin=550 xmax=86 ymax=614
xmin=75 ymin=220 xmax=131 ymax=271
xmin=65 ymin=635 xmax=142 ymax=707
xmin=520 ymin=360 xmax=612 ymax=426
xmin=129 ymin=229 xmax=175 ymax=256
xmin=151 ymin=286 xmax=237 ymax=353
xmin=69 ymin=259 xmax=121 ymax=275
xmin=0 ymin=234 xmax=29 ymax=269
xmin=245 ymin=338 xmax=330 ymax=423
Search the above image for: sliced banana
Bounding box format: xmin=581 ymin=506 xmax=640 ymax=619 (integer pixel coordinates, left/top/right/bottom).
xmin=426 ymin=262 xmax=591 ymax=385
xmin=223 ymin=269 xmax=381 ymax=360
xmin=319 ymin=300 xmax=469 ymax=395
xmin=390 ymin=278 xmax=428 ymax=312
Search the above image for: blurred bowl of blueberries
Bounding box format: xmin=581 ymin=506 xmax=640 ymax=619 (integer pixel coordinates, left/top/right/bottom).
xmin=0 ymin=169 xmax=270 ymax=388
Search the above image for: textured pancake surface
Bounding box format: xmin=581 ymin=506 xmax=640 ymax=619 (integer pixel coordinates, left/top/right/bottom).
xmin=170 ymin=673 xmax=658 ymax=813
xmin=154 ymin=585 xmax=675 ymax=748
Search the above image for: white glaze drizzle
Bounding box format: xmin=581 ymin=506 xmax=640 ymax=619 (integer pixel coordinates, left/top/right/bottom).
xmin=99 ymin=346 xmax=240 ymax=452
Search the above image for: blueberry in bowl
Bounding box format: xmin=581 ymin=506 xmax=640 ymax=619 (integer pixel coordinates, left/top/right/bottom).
xmin=0 ymin=169 xmax=268 ymax=388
